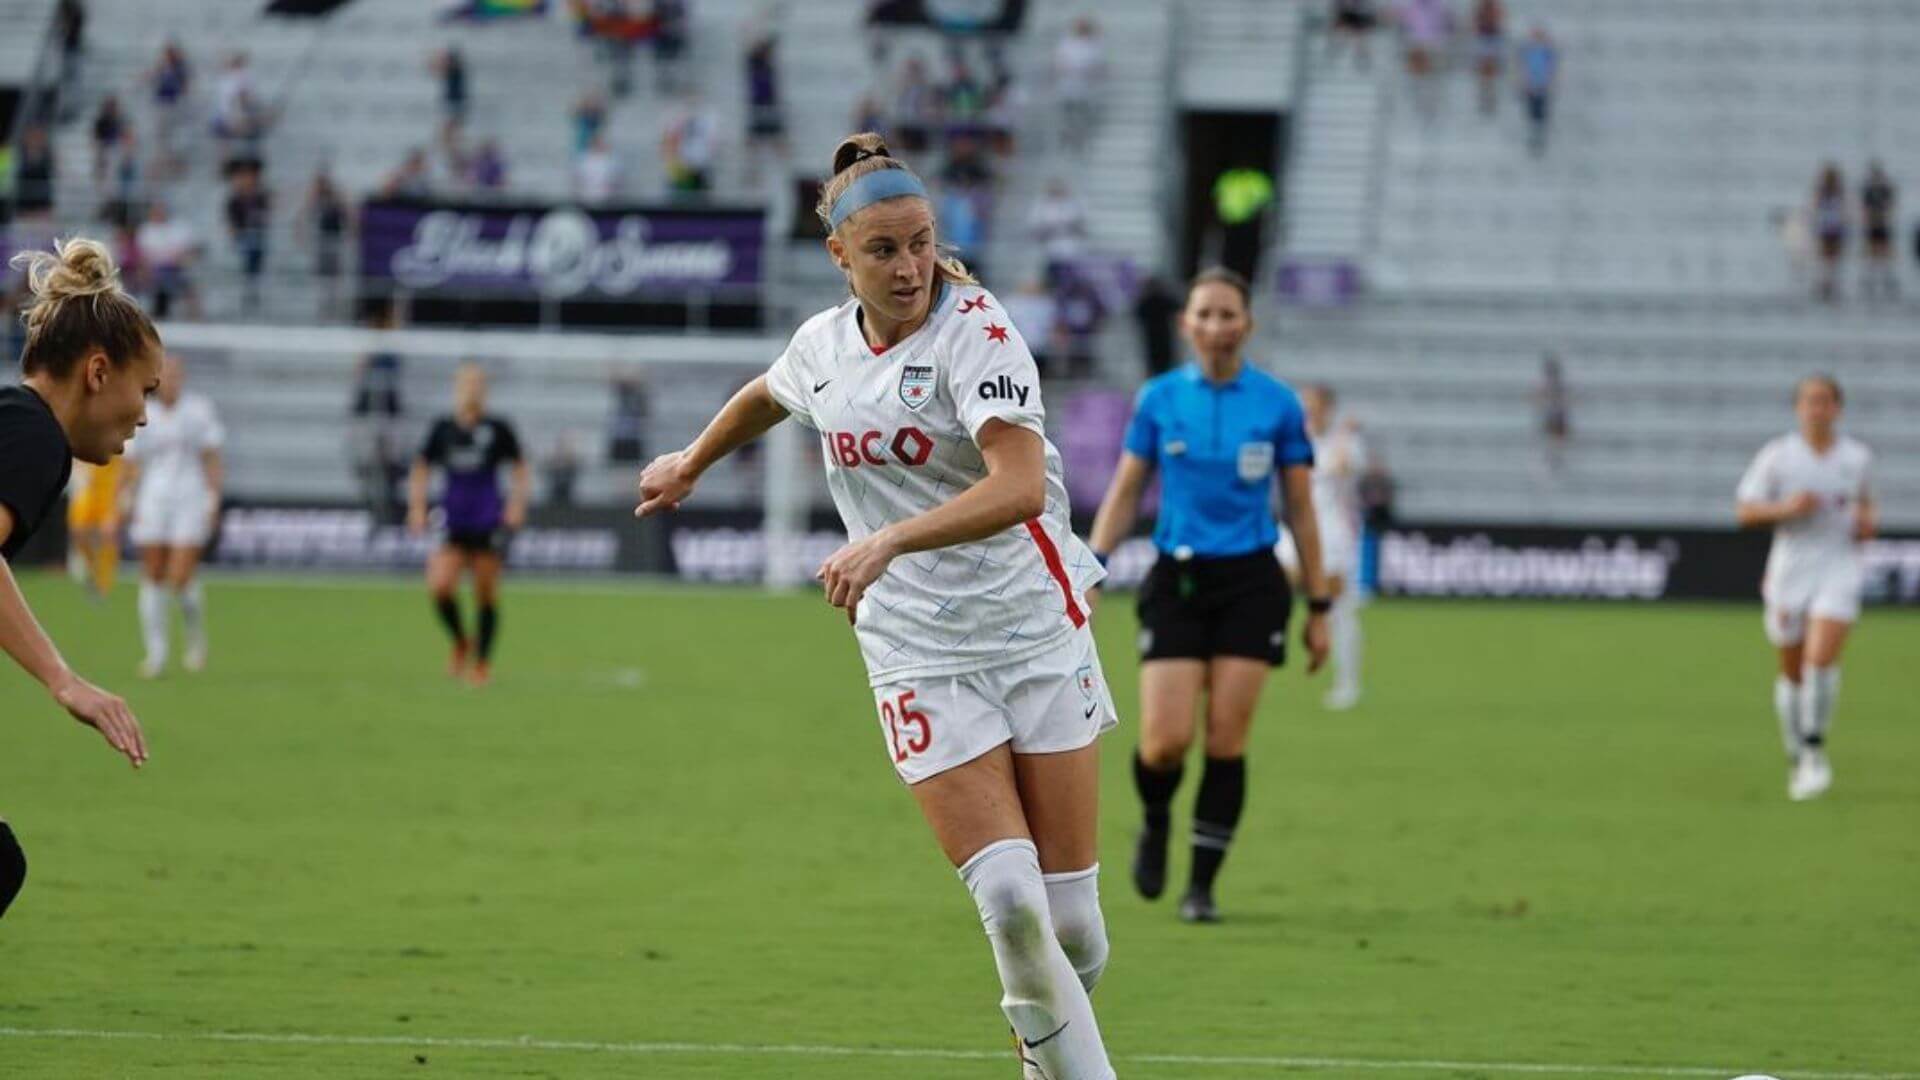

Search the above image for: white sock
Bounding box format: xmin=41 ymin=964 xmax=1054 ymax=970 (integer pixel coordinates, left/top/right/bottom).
xmin=1800 ymin=665 xmax=1840 ymax=750
xmin=1774 ymin=676 xmax=1802 ymax=758
xmin=178 ymin=580 xmax=206 ymax=650
xmin=960 ymin=839 xmax=1114 ymax=1080
xmin=1331 ymin=594 xmax=1363 ymax=696
xmin=138 ymin=581 xmax=169 ymax=665
xmin=1042 ymin=865 xmax=1109 ymax=995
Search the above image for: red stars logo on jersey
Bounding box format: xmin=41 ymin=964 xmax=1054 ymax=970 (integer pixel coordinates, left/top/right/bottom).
xmin=983 ymin=323 xmax=1010 ymax=344
xmin=958 ymin=296 xmax=992 ymax=314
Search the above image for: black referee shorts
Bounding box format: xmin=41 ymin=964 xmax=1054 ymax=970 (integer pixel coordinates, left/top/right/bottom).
xmin=1136 ymin=550 xmax=1292 ymax=667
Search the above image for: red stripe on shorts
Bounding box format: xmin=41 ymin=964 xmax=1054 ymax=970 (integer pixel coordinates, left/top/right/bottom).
xmin=1024 ymin=518 xmax=1087 ymax=629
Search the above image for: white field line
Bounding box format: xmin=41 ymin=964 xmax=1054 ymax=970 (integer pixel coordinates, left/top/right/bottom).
xmin=0 ymin=1026 xmax=1912 ymax=1079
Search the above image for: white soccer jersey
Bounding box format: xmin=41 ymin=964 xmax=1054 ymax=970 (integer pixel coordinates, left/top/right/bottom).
xmin=128 ymin=392 xmax=225 ymax=498
xmin=1309 ymin=420 xmax=1367 ymax=542
xmin=1736 ymin=432 xmax=1873 ymax=591
xmin=764 ymin=285 xmax=1104 ymax=686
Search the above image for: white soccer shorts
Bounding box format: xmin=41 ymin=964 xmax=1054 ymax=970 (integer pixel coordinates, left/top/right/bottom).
xmin=129 ymin=488 xmax=216 ymax=548
xmin=1763 ymin=563 xmax=1863 ymax=646
xmin=870 ymin=625 xmax=1120 ymax=785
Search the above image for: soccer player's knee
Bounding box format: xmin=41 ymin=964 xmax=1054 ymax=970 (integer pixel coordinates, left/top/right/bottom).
xmin=0 ymin=823 xmax=26 ymax=919
xmin=1045 ymin=868 xmax=1109 ymax=992
xmin=961 ymin=840 xmax=1054 ymax=951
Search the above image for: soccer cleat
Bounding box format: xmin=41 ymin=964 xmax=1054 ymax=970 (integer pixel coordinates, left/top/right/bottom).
xmin=1131 ymin=825 xmax=1169 ymax=900
xmin=137 ymin=655 xmax=164 ymax=680
xmin=1789 ymin=750 xmax=1832 ymax=802
xmin=1178 ymin=889 xmax=1221 ymax=924
xmin=447 ymin=641 xmax=470 ymax=679
xmin=1324 ymin=685 xmax=1362 ymax=711
xmin=183 ymin=641 xmax=208 ymax=673
xmin=466 ymin=661 xmax=492 ymax=688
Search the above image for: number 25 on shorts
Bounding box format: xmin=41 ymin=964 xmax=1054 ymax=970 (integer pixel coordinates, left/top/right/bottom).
xmin=881 ymin=690 xmax=932 ymax=763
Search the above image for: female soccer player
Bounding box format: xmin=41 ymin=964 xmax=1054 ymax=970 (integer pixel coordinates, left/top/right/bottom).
xmin=0 ymin=238 xmax=155 ymax=919
xmin=1283 ymin=383 xmax=1368 ymax=711
xmin=123 ymin=353 xmax=224 ymax=677
xmin=408 ymin=363 xmax=528 ymax=687
xmin=1086 ymin=268 xmax=1331 ymax=924
xmin=65 ymin=455 xmax=124 ymax=597
xmin=1735 ymin=374 xmax=1875 ymax=802
xmin=639 ymin=133 xmax=1119 ymax=1080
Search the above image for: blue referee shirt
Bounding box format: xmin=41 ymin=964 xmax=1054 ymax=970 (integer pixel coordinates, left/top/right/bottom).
xmin=1122 ymin=361 xmax=1315 ymax=559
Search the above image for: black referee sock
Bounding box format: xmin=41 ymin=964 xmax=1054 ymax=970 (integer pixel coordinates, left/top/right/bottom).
xmin=477 ymin=604 xmax=499 ymax=662
xmin=1189 ymin=756 xmax=1247 ymax=897
xmin=0 ymin=822 xmax=26 ymax=920
xmin=1133 ymin=749 xmax=1184 ymax=833
xmin=434 ymin=596 xmax=468 ymax=648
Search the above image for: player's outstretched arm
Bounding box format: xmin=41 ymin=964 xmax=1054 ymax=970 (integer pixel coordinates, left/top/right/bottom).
xmin=1736 ymin=492 xmax=1819 ymax=529
xmin=0 ymin=507 xmax=147 ymax=767
xmin=1087 ymin=452 xmax=1151 ymax=561
xmin=636 ymin=375 xmax=787 ymax=517
xmin=1281 ymin=465 xmax=1331 ymax=674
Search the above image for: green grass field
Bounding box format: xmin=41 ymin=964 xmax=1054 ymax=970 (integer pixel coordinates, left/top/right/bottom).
xmin=1 ymin=573 xmax=1916 ymax=1080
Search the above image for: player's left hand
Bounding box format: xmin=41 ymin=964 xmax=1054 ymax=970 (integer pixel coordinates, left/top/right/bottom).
xmin=1854 ymin=504 xmax=1877 ymax=542
xmin=817 ymin=531 xmax=900 ymax=625
xmin=504 ymin=503 xmax=527 ymax=530
xmin=1302 ymin=612 xmax=1330 ymax=675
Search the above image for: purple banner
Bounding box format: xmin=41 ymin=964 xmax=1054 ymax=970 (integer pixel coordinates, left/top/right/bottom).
xmin=358 ymin=198 xmax=764 ymax=300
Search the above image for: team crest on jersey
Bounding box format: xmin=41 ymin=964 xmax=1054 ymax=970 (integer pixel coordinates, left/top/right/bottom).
xmin=1075 ymin=664 xmax=1096 ymax=701
xmin=898 ymin=363 xmax=937 ymax=410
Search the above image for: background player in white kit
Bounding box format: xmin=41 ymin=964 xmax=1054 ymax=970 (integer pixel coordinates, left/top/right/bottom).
xmin=1735 ymin=374 xmax=1875 ymax=801
xmin=122 ymin=354 xmax=225 ymax=677
xmin=639 ymin=133 xmax=1119 ymax=1080
xmin=1281 ymin=384 xmax=1368 ymax=710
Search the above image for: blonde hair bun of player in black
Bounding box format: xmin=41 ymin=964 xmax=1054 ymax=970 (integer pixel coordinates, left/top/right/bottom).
xmin=11 ymin=236 xmax=158 ymax=379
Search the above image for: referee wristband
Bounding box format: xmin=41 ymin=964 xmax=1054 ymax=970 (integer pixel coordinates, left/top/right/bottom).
xmin=1306 ymin=597 xmax=1334 ymax=615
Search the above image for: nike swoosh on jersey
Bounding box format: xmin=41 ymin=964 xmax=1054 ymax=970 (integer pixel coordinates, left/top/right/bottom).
xmin=1023 ymin=1021 xmax=1071 ymax=1051
xmin=813 ymin=379 xmax=833 ymax=393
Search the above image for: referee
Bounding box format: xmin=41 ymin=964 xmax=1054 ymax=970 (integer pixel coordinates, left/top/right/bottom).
xmin=1088 ymin=267 xmax=1330 ymax=923
xmin=1 ymin=238 xmax=157 ymax=920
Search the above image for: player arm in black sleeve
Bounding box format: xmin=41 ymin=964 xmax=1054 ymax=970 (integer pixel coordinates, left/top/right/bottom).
xmin=408 ymin=420 xmax=448 ymax=535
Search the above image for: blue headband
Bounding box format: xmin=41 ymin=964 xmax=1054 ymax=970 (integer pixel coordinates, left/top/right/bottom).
xmin=828 ymin=169 xmax=929 ymax=230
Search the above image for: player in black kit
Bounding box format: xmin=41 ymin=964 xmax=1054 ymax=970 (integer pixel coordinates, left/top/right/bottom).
xmin=1 ymin=239 xmax=158 ymax=919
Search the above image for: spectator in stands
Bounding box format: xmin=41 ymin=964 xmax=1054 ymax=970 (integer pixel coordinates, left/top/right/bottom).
xmin=467 ymin=138 xmax=509 ymax=192
xmin=382 ymin=147 xmax=434 ymax=199
xmin=349 ymin=308 xmax=407 ymax=524
xmin=1053 ymin=16 xmax=1105 ymax=152
xmin=1811 ymin=163 xmax=1849 ymax=303
xmin=1053 ymin=270 xmax=1103 ymax=379
xmin=946 ymin=55 xmax=989 ymax=124
xmin=940 ymin=132 xmax=995 ymax=191
xmin=91 ymin=95 xmax=126 ymax=187
xmin=1028 ymin=178 xmax=1088 ymax=271
xmin=572 ymin=90 xmax=608 ymax=155
xmin=55 ymin=0 xmax=87 ymax=113
xmin=1860 ymin=161 xmax=1897 ymax=302
xmin=432 ymin=46 xmax=469 ymax=135
xmin=146 ymin=40 xmax=192 ymax=179
xmin=850 ymin=89 xmax=887 ymax=142
xmin=299 ymin=168 xmax=351 ymax=319
xmin=102 ymin=126 xmax=142 ymax=230
xmin=1534 ymin=353 xmax=1571 ymax=474
xmin=742 ymin=23 xmax=786 ymax=187
xmin=1774 ymin=204 xmax=1815 ymax=294
xmin=11 ymin=125 xmax=57 ymax=222
xmin=544 ymin=434 xmax=581 ymax=508
xmin=1328 ymin=0 xmax=1378 ymax=70
xmin=1517 ymin=25 xmax=1558 ymax=157
xmin=653 ymin=0 xmax=692 ymax=94
xmin=662 ymin=98 xmax=719 ymax=197
xmin=1003 ymin=277 xmax=1059 ymax=375
xmin=576 ymin=134 xmax=622 ymax=203
xmin=1472 ymin=0 xmax=1505 ymax=117
xmin=1133 ymin=273 xmax=1180 ymax=376
xmin=894 ymin=55 xmax=938 ymax=153
xmin=213 ymin=52 xmax=271 ymax=151
xmin=224 ymin=161 xmax=271 ymax=316
xmin=575 ymin=0 xmax=641 ymax=98
xmin=1392 ymin=0 xmax=1452 ymax=119
xmin=606 ymin=373 xmax=650 ymax=463
xmin=136 ymin=200 xmax=202 ymax=320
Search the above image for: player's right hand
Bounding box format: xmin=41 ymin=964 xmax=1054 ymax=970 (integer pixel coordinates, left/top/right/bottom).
xmin=636 ymin=450 xmax=697 ymax=516
xmin=50 ymin=674 xmax=148 ymax=768
xmin=1784 ymin=491 xmax=1821 ymax=519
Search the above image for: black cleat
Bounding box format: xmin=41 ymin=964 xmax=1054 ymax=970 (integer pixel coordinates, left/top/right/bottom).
xmin=1178 ymin=890 xmax=1221 ymax=924
xmin=1131 ymin=826 xmax=1169 ymax=900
